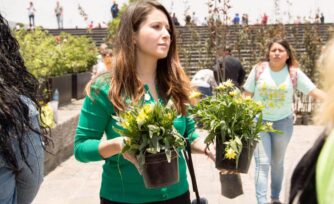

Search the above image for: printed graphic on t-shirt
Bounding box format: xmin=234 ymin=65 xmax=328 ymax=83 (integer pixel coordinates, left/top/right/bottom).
xmin=258 ymin=81 xmax=287 ymax=109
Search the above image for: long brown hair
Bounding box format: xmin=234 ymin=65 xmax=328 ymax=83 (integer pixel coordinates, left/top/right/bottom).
xmin=265 ymin=38 xmax=299 ymax=67
xmin=108 ymin=0 xmax=191 ymax=115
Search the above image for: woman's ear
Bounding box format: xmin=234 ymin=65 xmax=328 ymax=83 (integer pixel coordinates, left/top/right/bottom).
xmin=132 ymin=33 xmax=137 ymax=45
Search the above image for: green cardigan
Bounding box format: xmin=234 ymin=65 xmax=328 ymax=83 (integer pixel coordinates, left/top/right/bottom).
xmin=74 ymin=75 xmax=199 ymax=203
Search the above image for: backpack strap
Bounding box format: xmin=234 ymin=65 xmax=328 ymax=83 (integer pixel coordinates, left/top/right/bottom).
xmin=289 ymin=66 xmax=298 ymax=89
xmin=255 ymin=62 xmax=267 ymax=81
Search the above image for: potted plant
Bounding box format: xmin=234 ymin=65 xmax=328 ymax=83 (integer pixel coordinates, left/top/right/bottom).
xmin=56 ymin=33 xmax=96 ymax=100
xmin=190 ymin=80 xmax=280 ymax=173
xmin=113 ymin=101 xmax=186 ymax=189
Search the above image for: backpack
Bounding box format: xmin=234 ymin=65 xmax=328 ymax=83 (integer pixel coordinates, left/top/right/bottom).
xmin=255 ymin=62 xmax=298 ymax=89
xmin=288 ymin=130 xmax=327 ymax=204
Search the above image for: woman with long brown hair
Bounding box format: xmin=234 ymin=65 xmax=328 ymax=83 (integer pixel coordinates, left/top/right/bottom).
xmin=74 ymin=1 xmax=213 ymax=203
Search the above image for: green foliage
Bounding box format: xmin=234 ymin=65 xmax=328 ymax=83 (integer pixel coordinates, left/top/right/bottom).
xmin=14 ymin=28 xmax=97 ymax=79
xmin=190 ymin=80 xmax=281 ymax=161
xmin=56 ymin=32 xmax=97 ymax=73
xmin=113 ymin=102 xmax=186 ymax=167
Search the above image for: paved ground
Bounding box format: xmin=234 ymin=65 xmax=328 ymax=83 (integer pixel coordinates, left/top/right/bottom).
xmin=33 ymin=101 xmax=324 ymax=204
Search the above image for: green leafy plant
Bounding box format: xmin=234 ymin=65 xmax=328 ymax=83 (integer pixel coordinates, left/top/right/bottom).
xmin=14 ymin=28 xmax=97 ymax=79
xmin=190 ymin=80 xmax=281 ymax=162
xmin=113 ymin=102 xmax=186 ymax=167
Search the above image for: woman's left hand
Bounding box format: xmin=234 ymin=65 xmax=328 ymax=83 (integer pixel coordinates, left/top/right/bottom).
xmin=123 ymin=152 xmax=142 ymax=175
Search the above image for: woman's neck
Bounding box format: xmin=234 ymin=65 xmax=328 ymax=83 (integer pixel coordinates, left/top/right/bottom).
xmin=136 ymin=55 xmax=157 ymax=84
xmin=269 ymin=62 xmax=286 ymax=72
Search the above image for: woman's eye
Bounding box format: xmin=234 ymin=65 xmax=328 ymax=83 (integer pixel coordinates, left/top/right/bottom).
xmin=152 ymin=25 xmax=161 ymax=29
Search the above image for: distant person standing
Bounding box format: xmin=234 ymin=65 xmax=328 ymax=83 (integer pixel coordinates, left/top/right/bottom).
xmin=111 ymin=0 xmax=119 ymax=19
xmin=172 ymin=13 xmax=180 ymax=26
xmin=215 ymin=46 xmax=245 ymax=88
xmin=320 ymin=13 xmax=325 ymax=24
xmin=232 ymin=13 xmax=240 ymax=25
xmin=27 ymin=1 xmax=36 ymax=28
xmin=54 ymin=1 xmax=63 ymax=29
xmin=242 ymin=13 xmax=248 ymax=25
xmin=191 ymin=12 xmax=199 ymax=26
xmin=262 ymin=13 xmax=268 ymax=25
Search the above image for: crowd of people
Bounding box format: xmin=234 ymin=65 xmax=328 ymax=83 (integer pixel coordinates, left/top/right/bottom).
xmin=22 ymin=1 xmax=328 ymax=29
xmin=1 ymin=0 xmax=334 ymax=204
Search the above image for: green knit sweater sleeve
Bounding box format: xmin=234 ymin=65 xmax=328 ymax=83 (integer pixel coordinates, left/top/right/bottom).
xmin=74 ymin=76 xmax=114 ymax=162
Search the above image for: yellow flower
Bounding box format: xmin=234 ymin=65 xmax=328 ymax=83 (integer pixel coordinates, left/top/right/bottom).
xmin=229 ymin=90 xmax=238 ymax=97
xmin=215 ymin=83 xmax=226 ymax=91
xmin=143 ymin=104 xmax=153 ymax=114
xmin=224 ymin=79 xmax=234 ymax=88
xmin=167 ymin=112 xmax=173 ymax=120
xmin=122 ymin=121 xmax=130 ymax=129
xmin=266 ymin=122 xmax=273 ymax=129
xmin=189 ymin=91 xmax=202 ymax=99
xmin=40 ymin=104 xmax=55 ymax=128
xmin=225 ymin=148 xmax=237 ymax=160
xmin=136 ymin=110 xmax=147 ymax=126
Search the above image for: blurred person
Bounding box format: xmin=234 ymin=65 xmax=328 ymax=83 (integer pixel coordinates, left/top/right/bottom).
xmin=320 ymin=13 xmax=325 ymax=24
xmin=232 ymin=13 xmax=240 ymax=25
xmin=94 ymin=49 xmax=113 ymax=77
xmin=111 ymin=0 xmax=119 ymax=19
xmin=215 ymin=46 xmax=245 ymax=88
xmin=54 ymin=1 xmax=64 ymax=29
xmin=243 ymin=38 xmax=325 ymax=204
xmin=0 ymin=13 xmax=50 ymax=204
xmin=289 ymin=38 xmax=333 ymax=204
xmin=27 ymin=1 xmax=36 ymax=28
xmin=171 ymin=13 xmax=180 ymax=26
xmin=261 ymin=13 xmax=268 ymax=25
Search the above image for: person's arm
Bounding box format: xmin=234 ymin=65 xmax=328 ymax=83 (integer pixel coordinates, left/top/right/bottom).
xmin=191 ymin=137 xmax=215 ymax=161
xmin=183 ymin=114 xmax=215 ymax=161
xmin=243 ymin=91 xmax=253 ymax=98
xmin=296 ymin=70 xmax=327 ymax=101
xmin=308 ymin=88 xmax=327 ymax=101
xmin=74 ymin=80 xmax=122 ymax=162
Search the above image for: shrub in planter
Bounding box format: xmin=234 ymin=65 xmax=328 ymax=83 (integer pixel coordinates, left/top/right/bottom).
xmin=113 ymin=101 xmax=186 ymax=188
xmin=14 ymin=28 xmax=97 ymax=103
xmin=190 ymin=80 xmax=281 ymax=173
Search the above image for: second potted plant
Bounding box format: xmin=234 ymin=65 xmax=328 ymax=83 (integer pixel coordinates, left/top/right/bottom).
xmin=191 ymin=80 xmax=280 ymax=173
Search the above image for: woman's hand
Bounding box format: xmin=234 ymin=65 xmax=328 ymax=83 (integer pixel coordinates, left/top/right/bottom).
xmin=204 ymin=145 xmax=216 ymax=162
xmin=122 ymin=152 xmax=142 ymax=175
xmin=98 ymin=136 xmax=126 ymax=159
xmin=191 ymin=137 xmax=216 ymax=162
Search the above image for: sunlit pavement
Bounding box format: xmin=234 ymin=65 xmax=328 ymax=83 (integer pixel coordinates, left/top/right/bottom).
xmin=33 ymin=105 xmax=323 ymax=204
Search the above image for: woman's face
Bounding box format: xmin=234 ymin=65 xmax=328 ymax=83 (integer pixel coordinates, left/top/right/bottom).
xmin=269 ymin=42 xmax=290 ymax=68
xmin=134 ymin=8 xmax=171 ymax=60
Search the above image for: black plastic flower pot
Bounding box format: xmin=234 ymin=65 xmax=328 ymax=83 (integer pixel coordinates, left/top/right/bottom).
xmin=72 ymin=71 xmax=91 ymax=100
xmin=220 ymin=173 xmax=243 ymax=198
xmin=216 ymin=136 xmax=256 ymax=173
xmin=142 ymin=150 xmax=179 ymax=189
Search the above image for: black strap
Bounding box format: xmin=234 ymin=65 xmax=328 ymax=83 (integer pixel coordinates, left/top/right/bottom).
xmin=183 ymin=139 xmax=201 ymax=203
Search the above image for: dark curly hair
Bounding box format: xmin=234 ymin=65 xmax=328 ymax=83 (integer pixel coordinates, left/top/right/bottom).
xmin=0 ymin=13 xmax=51 ymax=171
